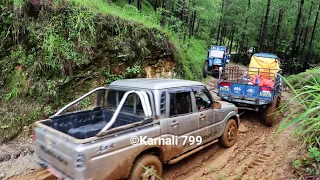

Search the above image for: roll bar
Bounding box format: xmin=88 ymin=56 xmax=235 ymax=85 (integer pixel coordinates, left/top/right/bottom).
xmin=50 ymin=87 xmax=153 ymax=136
xmin=96 ymin=90 xmax=152 ymax=136
xmin=50 ymin=87 xmax=109 ymax=118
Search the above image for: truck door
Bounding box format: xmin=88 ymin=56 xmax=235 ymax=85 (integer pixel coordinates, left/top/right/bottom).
xmin=165 ymin=89 xmax=200 ymax=153
xmin=192 ymin=86 xmax=220 ymax=144
xmin=193 ymin=87 xmax=215 ymax=128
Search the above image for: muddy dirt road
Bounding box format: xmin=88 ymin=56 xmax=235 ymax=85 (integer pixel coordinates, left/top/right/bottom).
xmin=1 ymin=76 xmax=299 ymax=180
xmin=162 ymin=113 xmax=297 ymax=180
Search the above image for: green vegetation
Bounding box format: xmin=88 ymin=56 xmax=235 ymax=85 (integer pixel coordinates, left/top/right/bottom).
xmin=286 ymin=68 xmax=320 ymax=88
xmin=205 ymin=0 xmax=320 ymax=75
xmin=0 ymin=0 xmax=220 ymax=142
xmin=278 ymin=71 xmax=320 ymax=177
xmin=105 ymin=65 xmax=142 ymax=84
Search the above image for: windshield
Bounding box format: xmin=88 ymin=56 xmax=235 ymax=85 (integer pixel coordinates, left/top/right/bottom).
xmin=209 ymin=50 xmax=224 ymax=58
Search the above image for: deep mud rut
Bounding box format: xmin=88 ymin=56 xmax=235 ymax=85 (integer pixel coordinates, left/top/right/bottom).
xmin=2 ymin=75 xmax=299 ymax=180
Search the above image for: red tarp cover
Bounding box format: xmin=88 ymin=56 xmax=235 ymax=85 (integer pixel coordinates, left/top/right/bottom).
xmin=251 ymin=75 xmax=274 ymax=87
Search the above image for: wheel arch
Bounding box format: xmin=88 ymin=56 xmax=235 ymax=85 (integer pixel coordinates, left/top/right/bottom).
xmin=133 ymin=147 xmax=164 ymax=164
xmin=229 ymin=115 xmax=239 ymax=128
xmin=128 ymin=147 xmax=164 ymax=180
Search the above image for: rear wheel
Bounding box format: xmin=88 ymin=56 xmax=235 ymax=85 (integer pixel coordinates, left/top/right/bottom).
xmin=264 ymin=97 xmax=278 ymax=126
xmin=276 ymin=95 xmax=282 ymax=108
xmin=129 ymin=154 xmax=163 ymax=180
xmin=219 ymin=119 xmax=238 ymax=148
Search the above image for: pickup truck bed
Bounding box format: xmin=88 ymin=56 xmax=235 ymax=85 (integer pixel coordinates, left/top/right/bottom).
xmin=41 ymin=108 xmax=143 ymax=139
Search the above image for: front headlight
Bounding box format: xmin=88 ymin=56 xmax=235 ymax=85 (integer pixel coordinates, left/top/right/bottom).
xmin=75 ymin=153 xmax=86 ymax=171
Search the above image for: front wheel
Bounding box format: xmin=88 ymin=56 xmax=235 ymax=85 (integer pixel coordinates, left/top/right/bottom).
xmin=129 ymin=154 xmax=163 ymax=180
xmin=219 ymin=119 xmax=238 ymax=148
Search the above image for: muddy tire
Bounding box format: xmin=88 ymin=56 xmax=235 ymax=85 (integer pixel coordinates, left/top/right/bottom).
xmin=219 ymin=119 xmax=238 ymax=148
xmin=264 ymin=97 xmax=278 ymax=126
xmin=129 ymin=154 xmax=163 ymax=180
xmin=203 ymin=61 xmax=208 ymax=78
xmin=276 ymin=95 xmax=281 ymax=108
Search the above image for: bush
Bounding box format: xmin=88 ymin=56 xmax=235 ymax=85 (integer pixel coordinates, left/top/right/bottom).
xmin=285 ymin=68 xmax=320 ymax=89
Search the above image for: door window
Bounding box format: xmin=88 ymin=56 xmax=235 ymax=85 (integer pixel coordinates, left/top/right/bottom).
xmin=194 ymin=90 xmax=212 ymax=111
xmin=169 ymin=92 xmax=192 ymax=117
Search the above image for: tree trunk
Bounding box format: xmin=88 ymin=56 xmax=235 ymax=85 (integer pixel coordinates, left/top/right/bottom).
xmin=137 ymin=0 xmax=142 ymax=11
xmin=260 ymin=0 xmax=272 ymax=51
xmin=161 ymin=0 xmax=168 ymax=27
xmin=219 ymin=24 xmax=226 ymax=45
xmin=230 ymin=26 xmax=235 ymax=53
xmin=257 ymin=13 xmax=263 ymax=51
xmin=180 ymin=0 xmax=187 ymax=42
xmin=189 ymin=8 xmax=196 ymax=37
xmin=291 ymin=0 xmax=304 ymax=55
xmin=273 ymin=8 xmax=283 ymax=51
xmin=305 ymin=3 xmax=320 ymax=69
xmin=195 ymin=18 xmax=202 ymax=36
xmin=180 ymin=0 xmax=184 ymax=21
xmin=169 ymin=0 xmax=175 ymax=26
xmin=288 ymin=0 xmax=304 ymax=74
xmin=129 ymin=0 xmax=134 ymax=5
xmin=301 ymin=2 xmax=313 ymax=62
xmin=240 ymin=0 xmax=251 ymax=54
xmin=216 ymin=0 xmax=225 ymax=43
xmin=154 ymin=0 xmax=158 ymax=11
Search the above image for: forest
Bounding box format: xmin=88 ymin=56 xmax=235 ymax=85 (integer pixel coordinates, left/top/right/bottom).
xmin=124 ymin=0 xmax=320 ymax=74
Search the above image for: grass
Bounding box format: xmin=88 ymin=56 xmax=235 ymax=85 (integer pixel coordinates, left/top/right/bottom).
xmin=67 ymin=0 xmax=208 ymax=80
xmin=285 ymin=68 xmax=320 ymax=89
xmin=171 ymin=35 xmax=208 ymax=80
xmin=277 ymin=72 xmax=320 ymax=177
xmin=277 ymin=75 xmax=320 ymax=145
xmin=67 ymin=0 xmax=162 ymax=30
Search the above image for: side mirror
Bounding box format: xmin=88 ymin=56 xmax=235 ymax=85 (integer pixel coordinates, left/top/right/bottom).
xmin=212 ymin=101 xmax=222 ymax=109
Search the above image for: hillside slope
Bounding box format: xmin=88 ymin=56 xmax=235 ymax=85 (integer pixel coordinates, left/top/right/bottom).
xmin=0 ymin=0 xmax=208 ymax=142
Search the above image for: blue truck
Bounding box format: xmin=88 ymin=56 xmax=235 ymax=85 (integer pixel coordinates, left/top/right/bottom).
xmin=204 ymin=45 xmax=230 ymax=77
xmin=217 ymin=53 xmax=282 ymax=126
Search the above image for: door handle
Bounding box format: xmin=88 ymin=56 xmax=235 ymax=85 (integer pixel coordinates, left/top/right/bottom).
xmin=171 ymin=121 xmax=179 ymax=127
xmin=200 ymin=114 xmax=206 ymax=119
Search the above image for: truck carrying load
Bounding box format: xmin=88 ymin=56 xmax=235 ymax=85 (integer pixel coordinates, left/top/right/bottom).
xmin=218 ymin=53 xmax=282 ymax=126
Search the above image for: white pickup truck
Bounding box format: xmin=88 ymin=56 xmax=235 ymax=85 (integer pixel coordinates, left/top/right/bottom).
xmin=34 ymin=78 xmax=239 ymax=180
